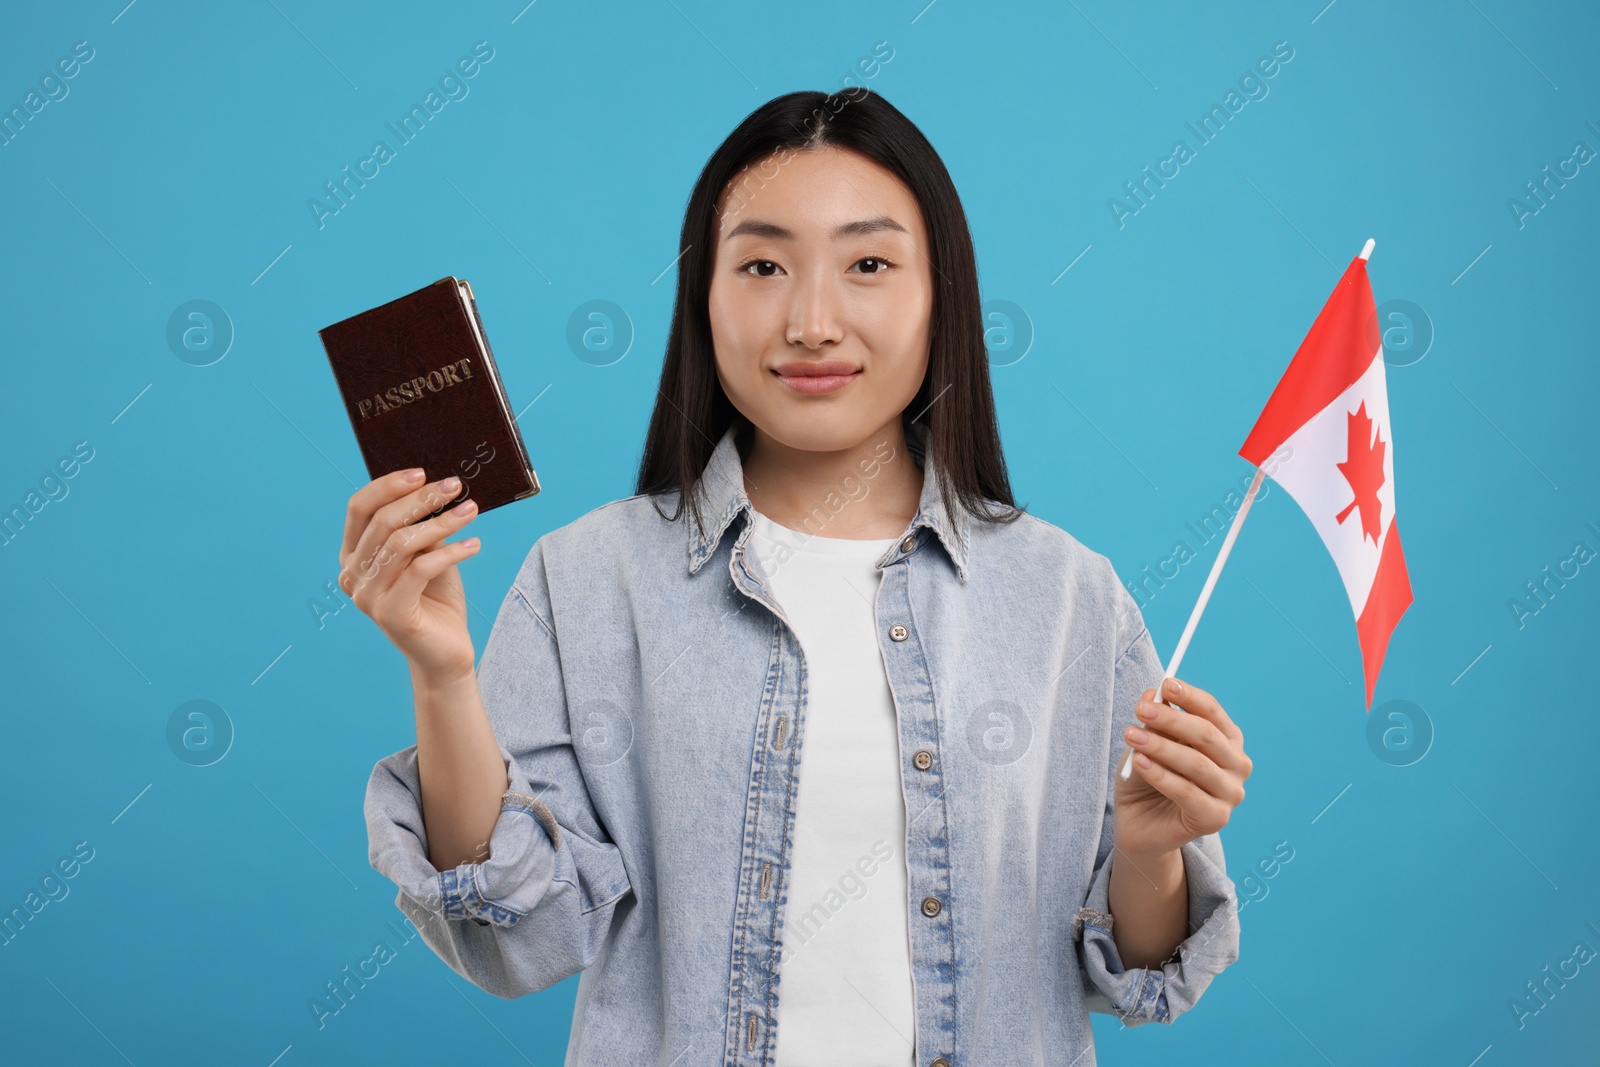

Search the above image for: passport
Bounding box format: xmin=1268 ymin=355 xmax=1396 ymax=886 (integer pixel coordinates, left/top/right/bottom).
xmin=319 ymin=277 xmax=540 ymax=517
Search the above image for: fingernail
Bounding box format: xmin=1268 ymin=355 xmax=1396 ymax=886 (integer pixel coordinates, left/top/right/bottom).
xmin=1169 ymin=678 xmax=1183 ymax=693
xmin=1128 ymin=727 xmax=1149 ymax=744
xmin=404 ymin=468 xmax=425 ymax=482
xmin=439 ymin=476 xmax=461 ymax=493
xmin=453 ymin=499 xmax=476 ymax=515
xmin=1136 ymin=702 xmax=1158 ymax=719
xmin=1137 ymin=753 xmax=1152 ymax=768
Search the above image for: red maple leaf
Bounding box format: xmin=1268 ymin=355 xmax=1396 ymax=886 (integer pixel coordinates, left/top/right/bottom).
xmin=1335 ymin=401 xmax=1386 ymax=543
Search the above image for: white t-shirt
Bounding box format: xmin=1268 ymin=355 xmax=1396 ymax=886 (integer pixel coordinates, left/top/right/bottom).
xmin=746 ymin=507 xmax=917 ymax=1067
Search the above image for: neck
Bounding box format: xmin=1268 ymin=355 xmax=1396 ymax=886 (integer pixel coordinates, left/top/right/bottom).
xmin=741 ymin=417 xmax=924 ymax=540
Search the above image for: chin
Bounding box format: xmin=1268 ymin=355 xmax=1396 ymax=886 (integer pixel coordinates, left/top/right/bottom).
xmin=745 ymin=402 xmax=891 ymax=454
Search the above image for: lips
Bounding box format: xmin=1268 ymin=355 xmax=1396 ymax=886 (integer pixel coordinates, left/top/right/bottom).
xmin=772 ymin=360 xmax=861 ymax=396
xmin=774 ymin=360 xmax=859 ymax=378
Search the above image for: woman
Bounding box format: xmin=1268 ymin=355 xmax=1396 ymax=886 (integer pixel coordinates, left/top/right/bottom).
xmin=344 ymin=88 xmax=1250 ymax=1066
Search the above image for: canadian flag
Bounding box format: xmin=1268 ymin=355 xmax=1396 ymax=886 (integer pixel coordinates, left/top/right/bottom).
xmin=1239 ymin=251 xmax=1413 ymax=707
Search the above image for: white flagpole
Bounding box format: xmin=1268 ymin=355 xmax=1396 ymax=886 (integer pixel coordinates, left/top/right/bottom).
xmin=1118 ymin=236 xmax=1374 ymax=781
xmin=1120 ymin=467 xmax=1265 ymax=780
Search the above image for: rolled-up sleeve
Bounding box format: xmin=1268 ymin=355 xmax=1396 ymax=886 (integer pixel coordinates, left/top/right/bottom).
xmin=363 ymin=538 xmax=634 ymax=999
xmin=1074 ymin=587 xmax=1241 ymax=1026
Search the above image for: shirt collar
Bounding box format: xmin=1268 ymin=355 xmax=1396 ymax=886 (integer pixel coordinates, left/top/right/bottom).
xmin=686 ymin=419 xmax=971 ymax=583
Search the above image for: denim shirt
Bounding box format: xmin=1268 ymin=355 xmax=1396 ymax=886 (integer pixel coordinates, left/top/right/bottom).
xmin=364 ymin=420 xmax=1242 ymax=1066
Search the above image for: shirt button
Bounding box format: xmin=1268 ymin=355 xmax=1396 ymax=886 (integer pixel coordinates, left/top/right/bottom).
xmin=913 ymin=749 xmax=933 ymax=770
xmin=930 ymin=1059 xmax=951 ymax=1067
xmin=921 ymin=896 xmax=942 ymax=918
xmin=889 ymin=624 xmax=909 ymax=642
xmin=900 ymin=535 xmax=916 ymax=552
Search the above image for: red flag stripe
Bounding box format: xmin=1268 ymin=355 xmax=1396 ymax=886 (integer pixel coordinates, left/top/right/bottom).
xmin=1355 ymin=521 xmax=1413 ymax=707
xmin=1239 ymin=256 xmax=1383 ymax=466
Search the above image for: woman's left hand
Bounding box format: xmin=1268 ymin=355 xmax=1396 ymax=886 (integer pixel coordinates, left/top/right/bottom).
xmin=1114 ymin=677 xmax=1252 ymax=859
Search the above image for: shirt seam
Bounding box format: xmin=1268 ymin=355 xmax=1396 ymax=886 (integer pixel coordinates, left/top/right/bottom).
xmin=1112 ymin=623 xmax=1149 ymax=667
xmin=509 ymin=580 xmax=557 ymax=642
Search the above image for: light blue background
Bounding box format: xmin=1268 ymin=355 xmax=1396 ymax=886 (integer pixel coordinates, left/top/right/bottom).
xmin=2 ymin=1 xmax=1596 ymax=1063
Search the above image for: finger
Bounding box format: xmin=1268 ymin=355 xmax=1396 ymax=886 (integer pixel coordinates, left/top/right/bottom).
xmin=342 ymin=468 xmax=426 ymax=560
xmin=355 ymin=492 xmax=470 ymax=601
xmin=1124 ymin=722 xmax=1245 ymax=806
xmin=1133 ymin=697 xmax=1245 ymax=776
xmin=351 ymin=496 xmax=478 ymax=602
xmin=1129 ymin=750 xmax=1234 ymax=834
xmin=1160 ymin=677 xmax=1242 ymax=743
xmin=384 ymin=535 xmax=481 ymax=608
xmin=1118 ymin=689 xmax=1157 ymax=775
xmin=346 ymin=476 xmax=465 ymax=589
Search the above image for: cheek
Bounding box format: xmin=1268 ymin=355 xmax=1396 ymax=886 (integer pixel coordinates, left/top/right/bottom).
xmin=707 ymin=282 xmax=765 ymax=392
xmin=709 ymin=277 xmax=752 ymax=349
xmin=859 ymin=292 xmax=932 ymax=377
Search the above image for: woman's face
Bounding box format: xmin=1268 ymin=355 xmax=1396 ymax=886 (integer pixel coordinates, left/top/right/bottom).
xmin=708 ymin=145 xmax=934 ymax=453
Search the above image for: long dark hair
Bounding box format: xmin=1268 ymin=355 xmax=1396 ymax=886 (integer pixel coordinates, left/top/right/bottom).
xmin=635 ymin=88 xmax=1023 ymax=537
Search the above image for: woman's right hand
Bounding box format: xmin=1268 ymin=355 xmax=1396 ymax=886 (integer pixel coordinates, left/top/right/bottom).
xmin=339 ymin=468 xmax=482 ymax=683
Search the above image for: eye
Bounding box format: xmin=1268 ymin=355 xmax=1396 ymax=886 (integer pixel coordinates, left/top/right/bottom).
xmin=738 ymin=259 xmax=783 ymax=277
xmin=851 ymin=256 xmax=895 ymax=275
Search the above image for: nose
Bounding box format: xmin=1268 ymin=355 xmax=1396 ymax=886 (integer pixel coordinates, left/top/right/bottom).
xmin=785 ymin=269 xmax=844 ymax=350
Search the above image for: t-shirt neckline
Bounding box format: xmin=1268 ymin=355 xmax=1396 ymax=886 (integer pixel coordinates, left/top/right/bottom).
xmin=747 ymin=507 xmax=901 ymax=559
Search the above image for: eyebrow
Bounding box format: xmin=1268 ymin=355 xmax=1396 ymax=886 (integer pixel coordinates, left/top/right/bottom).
xmin=723 ymin=215 xmax=909 ymax=242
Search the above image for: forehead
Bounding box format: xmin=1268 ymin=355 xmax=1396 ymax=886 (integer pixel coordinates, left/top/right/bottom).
xmin=714 ymin=145 xmax=923 ymax=240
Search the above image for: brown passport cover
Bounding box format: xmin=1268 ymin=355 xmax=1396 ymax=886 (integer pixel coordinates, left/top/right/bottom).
xmin=319 ymin=277 xmax=540 ymax=517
